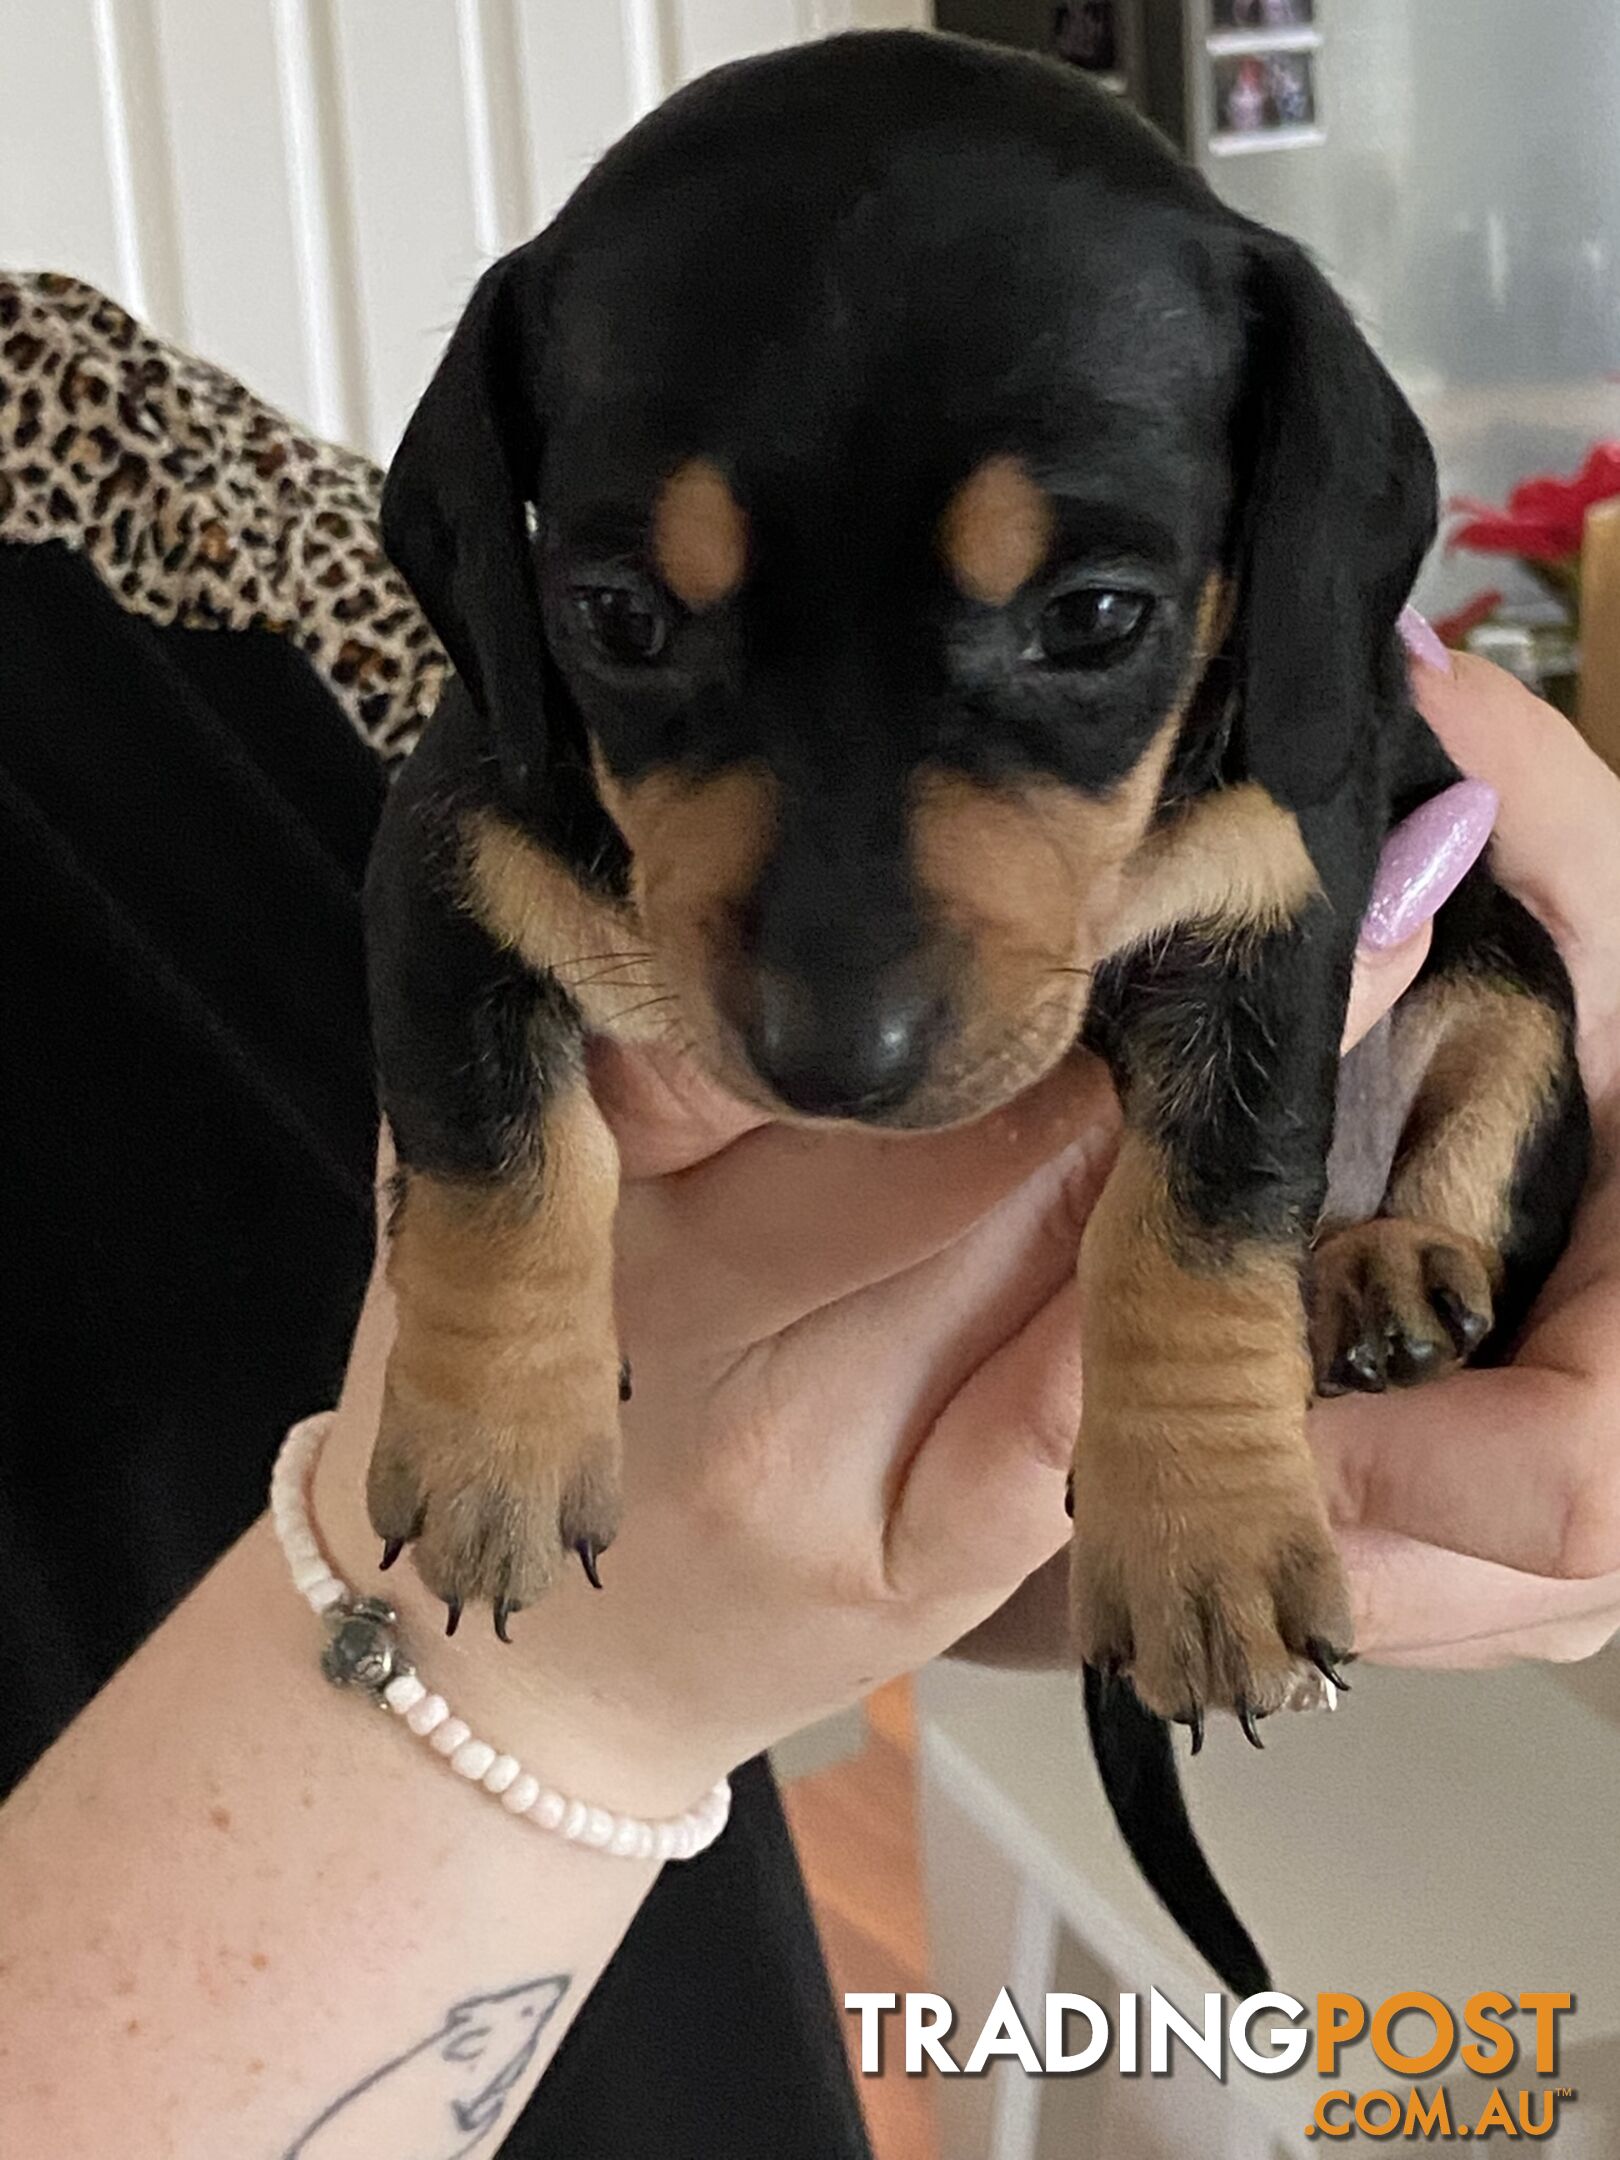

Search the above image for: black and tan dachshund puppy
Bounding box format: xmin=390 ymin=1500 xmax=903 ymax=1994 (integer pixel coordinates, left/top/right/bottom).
xmin=365 ymin=33 xmax=1588 ymax=1987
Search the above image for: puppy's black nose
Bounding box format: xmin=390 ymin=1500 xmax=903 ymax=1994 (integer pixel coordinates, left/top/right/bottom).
xmin=744 ymin=971 xmax=944 ymax=1117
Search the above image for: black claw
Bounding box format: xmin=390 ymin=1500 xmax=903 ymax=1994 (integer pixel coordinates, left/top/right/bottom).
xmin=575 ymin=1538 xmax=604 ymax=1591
xmin=1431 ymin=1283 xmax=1490 ymax=1359
xmin=618 ymin=1358 xmax=633 ymax=1403
xmin=493 ymin=1598 xmax=518 ymax=1644
xmin=1387 ymin=1332 xmax=1445 ymax=1388
xmin=379 ymin=1537 xmax=405 ymax=1572
xmin=1063 ymin=1473 xmax=1075 ymax=1520
xmin=1330 ymin=1341 xmax=1386 ymax=1395
xmin=1238 ymin=1700 xmax=1266 ymax=1750
xmin=444 ymin=1599 xmax=462 ymax=1637
xmin=1307 ymin=1639 xmax=1352 ymax=1692
xmin=1186 ymin=1703 xmax=1205 ymax=1757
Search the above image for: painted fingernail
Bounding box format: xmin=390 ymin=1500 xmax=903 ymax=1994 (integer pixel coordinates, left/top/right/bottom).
xmin=1359 ymin=779 xmax=1499 ymax=951
xmin=1398 ymin=604 xmax=1454 ymax=676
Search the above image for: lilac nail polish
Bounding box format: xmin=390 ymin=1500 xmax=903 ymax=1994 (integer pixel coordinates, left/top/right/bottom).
xmin=1360 ymin=780 xmax=1499 ymax=951
xmin=1398 ymin=604 xmax=1454 ymax=676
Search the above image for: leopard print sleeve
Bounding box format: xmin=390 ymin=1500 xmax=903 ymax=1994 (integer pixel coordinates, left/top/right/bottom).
xmin=0 ymin=270 xmax=444 ymax=768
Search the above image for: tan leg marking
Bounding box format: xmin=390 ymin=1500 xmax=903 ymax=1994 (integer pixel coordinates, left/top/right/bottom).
xmin=1310 ymin=977 xmax=1563 ymax=1394
xmin=369 ymin=1087 xmax=623 ymax=1608
xmin=1071 ymin=1134 xmax=1350 ymax=1720
xmin=650 ymin=456 xmax=748 ymax=609
xmin=1383 ymin=976 xmax=1563 ymax=1251
xmin=938 ymin=454 xmax=1054 ymax=604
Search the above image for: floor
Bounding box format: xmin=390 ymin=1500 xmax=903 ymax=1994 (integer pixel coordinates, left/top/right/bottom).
xmin=782 ymin=1682 xmax=939 ymax=2160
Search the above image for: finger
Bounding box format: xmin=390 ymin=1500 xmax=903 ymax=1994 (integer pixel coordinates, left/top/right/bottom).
xmin=1343 ymin=1525 xmax=1620 ymax=1667
xmin=587 ymin=1038 xmax=767 ymax=1177
xmin=1376 ymin=1607 xmax=1620 ymax=1670
xmin=1342 ymin=926 xmax=1431 ymax=1051
xmin=1410 ymin=648 xmax=1620 ymax=945
xmin=619 ymin=1053 xmax=1120 ymax=1349
xmin=884 ymin=1273 xmax=1083 ymax=1603
xmin=1316 ymin=1361 xmax=1607 ymax=1580
xmin=762 ymin=1111 xmax=1112 ymax=1482
xmin=680 ymin=1143 xmax=1094 ymax=1593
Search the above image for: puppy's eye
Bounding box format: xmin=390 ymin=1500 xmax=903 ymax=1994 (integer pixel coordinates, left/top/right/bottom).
xmin=573 ymin=583 xmax=671 ymax=665
xmin=1031 ymin=587 xmax=1153 ymax=668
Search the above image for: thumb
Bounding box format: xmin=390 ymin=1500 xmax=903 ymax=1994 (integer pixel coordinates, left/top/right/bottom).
xmin=1343 ymin=928 xmax=1430 ymax=1050
xmin=887 ymin=1271 xmax=1084 ymax=1604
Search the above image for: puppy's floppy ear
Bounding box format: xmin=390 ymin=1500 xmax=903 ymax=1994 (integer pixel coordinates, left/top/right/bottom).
xmin=381 ymin=245 xmax=552 ymax=797
xmin=1231 ymin=234 xmax=1438 ymax=807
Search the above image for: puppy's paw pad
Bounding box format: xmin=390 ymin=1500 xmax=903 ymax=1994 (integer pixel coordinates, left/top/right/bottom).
xmin=1309 ymin=1218 xmax=1493 ymax=1397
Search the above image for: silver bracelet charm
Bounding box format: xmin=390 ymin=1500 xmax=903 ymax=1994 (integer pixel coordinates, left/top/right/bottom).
xmin=272 ymin=1415 xmax=731 ymax=1862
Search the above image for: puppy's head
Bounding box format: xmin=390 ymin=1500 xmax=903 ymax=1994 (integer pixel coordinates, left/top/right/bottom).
xmin=384 ymin=31 xmax=1435 ymax=1127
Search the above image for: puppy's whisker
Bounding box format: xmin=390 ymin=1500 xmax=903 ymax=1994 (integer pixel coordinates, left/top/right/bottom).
xmin=560 ymin=962 xmax=664 ymax=991
xmin=604 ymin=991 xmax=680 ymax=1026
xmin=549 ymin=948 xmax=655 ymax=974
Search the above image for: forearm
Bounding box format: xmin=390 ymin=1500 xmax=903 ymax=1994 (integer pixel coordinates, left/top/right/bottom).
xmin=0 ymin=1496 xmax=659 ymax=2156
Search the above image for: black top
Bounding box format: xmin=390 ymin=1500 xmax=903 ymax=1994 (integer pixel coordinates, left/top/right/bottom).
xmin=0 ymin=535 xmax=869 ymax=2158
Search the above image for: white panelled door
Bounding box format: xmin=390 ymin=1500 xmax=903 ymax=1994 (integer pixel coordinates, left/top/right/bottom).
xmin=0 ymin=0 xmax=926 ymax=460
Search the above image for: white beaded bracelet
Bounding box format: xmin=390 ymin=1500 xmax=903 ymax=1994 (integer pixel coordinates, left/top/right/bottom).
xmin=270 ymin=1414 xmax=731 ymax=1863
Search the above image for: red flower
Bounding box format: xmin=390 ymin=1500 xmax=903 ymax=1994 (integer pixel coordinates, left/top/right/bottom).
xmin=1432 ymin=589 xmax=1504 ymax=648
xmin=1448 ymin=441 xmax=1620 ymax=564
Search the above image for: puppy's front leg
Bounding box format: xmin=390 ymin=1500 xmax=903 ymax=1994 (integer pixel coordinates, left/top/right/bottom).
xmin=1074 ymin=927 xmax=1353 ymax=1729
xmin=375 ymin=1089 xmax=623 ymax=1626
xmin=363 ymin=740 xmax=626 ymax=1630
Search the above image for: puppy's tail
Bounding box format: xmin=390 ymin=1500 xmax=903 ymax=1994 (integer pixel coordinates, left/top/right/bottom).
xmin=1083 ymin=1664 xmax=1270 ymax=1998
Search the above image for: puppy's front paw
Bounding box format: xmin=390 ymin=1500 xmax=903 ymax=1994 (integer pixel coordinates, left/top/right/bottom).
xmin=1070 ymin=1472 xmax=1352 ymax=1739
xmin=374 ymin=1132 xmax=625 ymax=1633
xmin=367 ymin=1359 xmax=623 ymax=1634
xmin=1309 ymin=1217 xmax=1493 ymax=1396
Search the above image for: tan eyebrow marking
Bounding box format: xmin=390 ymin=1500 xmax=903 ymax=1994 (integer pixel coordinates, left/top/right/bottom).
xmin=939 ymin=454 xmax=1055 ymax=604
xmin=650 ymin=456 xmax=749 ymax=608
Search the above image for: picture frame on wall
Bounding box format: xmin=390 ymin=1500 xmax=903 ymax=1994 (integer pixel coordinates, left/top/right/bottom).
xmin=1211 ymin=48 xmax=1317 ymax=135
xmin=1050 ymin=2 xmax=1129 ymax=97
xmin=1203 ymin=0 xmax=1324 ymax=155
xmin=1052 ymin=1 xmax=1117 ymax=71
xmin=1209 ymin=0 xmax=1314 ymax=29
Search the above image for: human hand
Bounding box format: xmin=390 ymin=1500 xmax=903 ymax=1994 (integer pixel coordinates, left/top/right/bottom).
xmin=314 ymin=903 xmax=1429 ymax=1811
xmin=316 ymin=1051 xmax=1120 ymax=1811
xmin=1317 ymin=643 xmax=1620 ymax=1669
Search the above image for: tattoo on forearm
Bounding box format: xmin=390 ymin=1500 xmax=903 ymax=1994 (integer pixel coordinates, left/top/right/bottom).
xmin=284 ymin=1973 xmax=569 ymax=2157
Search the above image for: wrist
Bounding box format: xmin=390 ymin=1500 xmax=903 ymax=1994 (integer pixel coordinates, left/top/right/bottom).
xmin=309 ymin=1404 xmax=734 ymax=1821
